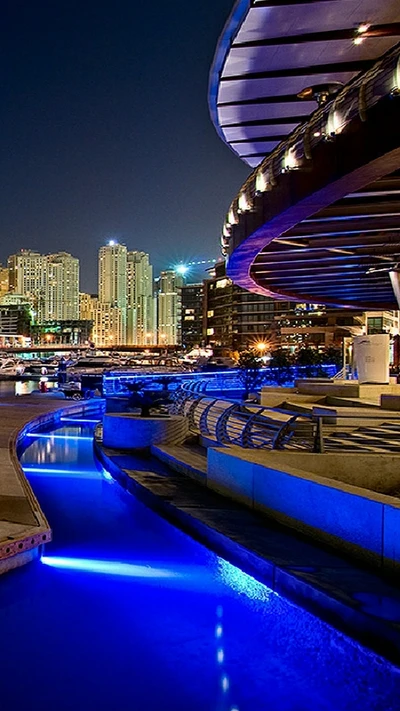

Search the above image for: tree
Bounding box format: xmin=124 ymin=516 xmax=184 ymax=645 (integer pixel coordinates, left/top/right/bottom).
xmin=295 ymin=345 xmax=318 ymax=378
xmin=237 ymin=350 xmax=263 ymax=399
xmin=126 ymin=382 xmax=171 ymax=417
xmin=269 ymin=349 xmax=293 ymax=385
xmin=320 ymin=346 xmax=342 ymax=369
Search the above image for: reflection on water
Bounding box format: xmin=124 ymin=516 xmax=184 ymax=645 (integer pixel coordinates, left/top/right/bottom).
xmin=0 ymin=418 xmax=396 ymax=711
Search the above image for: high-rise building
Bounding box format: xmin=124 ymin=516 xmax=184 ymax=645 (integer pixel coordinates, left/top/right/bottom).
xmin=8 ymin=250 xmax=47 ymax=321
xmin=126 ymin=251 xmax=155 ymax=345
xmin=79 ymin=292 xmax=97 ymax=321
xmin=181 ymin=283 xmax=204 ymax=349
xmin=0 ymin=264 xmax=9 ymax=298
xmin=98 ymin=242 xmax=127 ymax=308
xmin=204 ymin=262 xmax=369 ymax=354
xmin=45 ymin=252 xmax=79 ymax=321
xmin=96 ymin=241 xmax=127 ymax=345
xmin=8 ymin=249 xmax=79 ymax=323
xmin=92 ymin=303 xmax=125 ymax=348
xmin=157 ymin=270 xmax=183 ymax=345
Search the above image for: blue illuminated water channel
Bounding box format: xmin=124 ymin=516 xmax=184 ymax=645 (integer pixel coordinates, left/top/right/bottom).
xmin=1 ymin=412 xmax=399 ymax=710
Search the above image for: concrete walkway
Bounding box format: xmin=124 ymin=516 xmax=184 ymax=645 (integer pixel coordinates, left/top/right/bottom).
xmin=96 ymin=439 xmax=400 ymax=666
xmin=0 ymin=395 xmax=103 ymax=574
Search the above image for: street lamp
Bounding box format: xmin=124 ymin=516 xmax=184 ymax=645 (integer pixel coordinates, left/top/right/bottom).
xmin=255 ymin=342 xmax=267 ymax=353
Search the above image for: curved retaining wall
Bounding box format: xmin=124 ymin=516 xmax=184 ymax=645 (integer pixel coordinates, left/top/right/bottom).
xmin=207 ymin=447 xmax=400 ymax=573
xmin=0 ymin=398 xmax=104 ymax=575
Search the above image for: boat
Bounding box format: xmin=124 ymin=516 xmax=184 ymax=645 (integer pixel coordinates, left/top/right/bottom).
xmin=0 ymin=359 xmax=25 ymax=377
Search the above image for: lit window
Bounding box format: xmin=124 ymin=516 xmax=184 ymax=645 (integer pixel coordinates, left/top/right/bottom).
xmin=207 ymin=328 xmax=214 ymax=336
xmin=207 ymin=310 xmax=214 ymax=318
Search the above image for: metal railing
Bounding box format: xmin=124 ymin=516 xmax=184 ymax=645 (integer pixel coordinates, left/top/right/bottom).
xmin=173 ymin=384 xmax=400 ymax=454
xmin=172 ymin=385 xmax=316 ymax=451
xmin=103 ymin=365 xmax=340 ymax=398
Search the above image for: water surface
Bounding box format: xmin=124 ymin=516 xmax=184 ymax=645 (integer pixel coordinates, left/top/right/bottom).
xmin=0 ymin=416 xmax=398 ymax=710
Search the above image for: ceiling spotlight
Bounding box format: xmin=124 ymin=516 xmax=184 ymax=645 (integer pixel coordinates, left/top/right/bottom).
xmin=313 ymin=131 xmax=321 ymax=137
xmin=357 ymin=23 xmax=370 ymax=34
xmin=353 ymin=36 xmax=364 ymax=45
xmin=297 ymin=82 xmax=343 ymax=107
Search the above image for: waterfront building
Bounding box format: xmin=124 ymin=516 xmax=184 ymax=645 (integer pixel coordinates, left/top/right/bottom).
xmin=92 ymin=303 xmax=125 ymax=348
xmin=33 ymin=319 xmax=93 ymax=346
xmin=8 ymin=250 xmax=47 ymax=321
xmin=0 ymin=264 xmax=9 ymax=297
xmin=181 ymin=283 xmax=204 ymax=349
xmin=79 ymin=292 xmax=97 ymax=323
xmin=204 ymin=262 xmax=372 ymax=354
xmin=126 ymin=251 xmax=155 ymax=345
xmin=44 ymin=252 xmax=79 ymax=322
xmin=8 ymin=249 xmax=79 ymax=323
xmin=0 ymin=303 xmax=31 ymax=342
xmin=98 ymin=242 xmax=127 ymax=308
xmin=98 ymin=242 xmax=127 ymax=344
xmin=0 ymin=293 xmax=31 ymax=307
xmin=156 ymin=270 xmax=184 ymax=345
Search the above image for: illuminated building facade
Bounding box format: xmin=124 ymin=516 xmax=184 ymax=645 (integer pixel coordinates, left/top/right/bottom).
xmin=126 ymin=251 xmax=155 ymax=345
xmin=157 ymin=270 xmax=184 ymax=345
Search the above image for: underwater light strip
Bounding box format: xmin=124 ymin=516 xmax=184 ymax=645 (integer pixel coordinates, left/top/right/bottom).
xmin=22 ymin=467 xmax=99 ymax=477
xmin=40 ymin=556 xmax=179 ymax=578
xmin=60 ymin=417 xmax=101 ymax=424
xmin=26 ymin=433 xmax=93 ymax=441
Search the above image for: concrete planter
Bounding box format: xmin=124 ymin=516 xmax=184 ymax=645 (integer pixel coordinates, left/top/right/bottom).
xmin=102 ymin=413 xmax=188 ymax=450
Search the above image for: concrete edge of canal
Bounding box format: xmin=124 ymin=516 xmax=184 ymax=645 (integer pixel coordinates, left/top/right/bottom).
xmin=94 ymin=436 xmax=400 ymax=669
xmin=0 ymin=396 xmax=105 ymax=575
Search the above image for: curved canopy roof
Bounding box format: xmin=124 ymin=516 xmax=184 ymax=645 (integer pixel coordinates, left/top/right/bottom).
xmin=209 ymin=0 xmax=400 ymax=168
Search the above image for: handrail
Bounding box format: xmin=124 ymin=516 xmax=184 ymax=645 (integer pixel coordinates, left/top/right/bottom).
xmin=172 ymin=386 xmax=400 ymax=453
xmin=171 ymin=387 xmax=316 ymax=451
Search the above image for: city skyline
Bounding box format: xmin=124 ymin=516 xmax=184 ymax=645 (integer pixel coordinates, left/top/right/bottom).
xmin=3 ymin=242 xmax=208 ymax=296
xmin=0 ymin=0 xmax=248 ymax=293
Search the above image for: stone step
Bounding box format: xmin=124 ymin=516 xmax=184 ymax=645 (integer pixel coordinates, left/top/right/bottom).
xmin=151 ymin=443 xmax=207 ymax=483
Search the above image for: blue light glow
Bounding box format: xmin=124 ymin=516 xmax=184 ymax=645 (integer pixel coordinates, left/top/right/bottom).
xmin=215 ymin=624 xmax=223 ymax=639
xmin=217 ymin=648 xmax=224 ymax=664
xmin=60 ymin=418 xmax=101 ymax=424
xmin=218 ymin=558 xmax=274 ymax=602
xmin=41 ymin=556 xmax=180 ymax=578
xmin=175 ymin=263 xmax=189 ymax=276
xmin=102 ymin=469 xmax=114 ymax=481
xmin=26 ymin=433 xmax=93 ymax=441
xmin=23 ymin=467 xmax=99 ymax=478
xmin=221 ymin=675 xmax=230 ymax=692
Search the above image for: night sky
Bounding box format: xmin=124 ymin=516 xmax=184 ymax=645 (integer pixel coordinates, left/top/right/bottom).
xmin=0 ymin=0 xmax=248 ymax=292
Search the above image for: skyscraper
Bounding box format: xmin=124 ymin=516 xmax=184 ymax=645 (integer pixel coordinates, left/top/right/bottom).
xmin=96 ymin=241 xmax=127 ymax=345
xmin=8 ymin=249 xmax=79 ymax=323
xmin=126 ymin=251 xmax=155 ymax=345
xmin=157 ymin=270 xmax=184 ymax=345
xmin=8 ymin=250 xmax=47 ymax=321
xmin=45 ymin=252 xmax=79 ymax=321
xmin=98 ymin=242 xmax=127 ymax=308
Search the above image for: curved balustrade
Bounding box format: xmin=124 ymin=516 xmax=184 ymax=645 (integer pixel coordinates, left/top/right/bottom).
xmin=222 ymin=46 xmax=400 ymax=247
xmin=221 ymin=42 xmax=400 ymax=308
xmin=172 ymin=386 xmax=316 ymax=451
